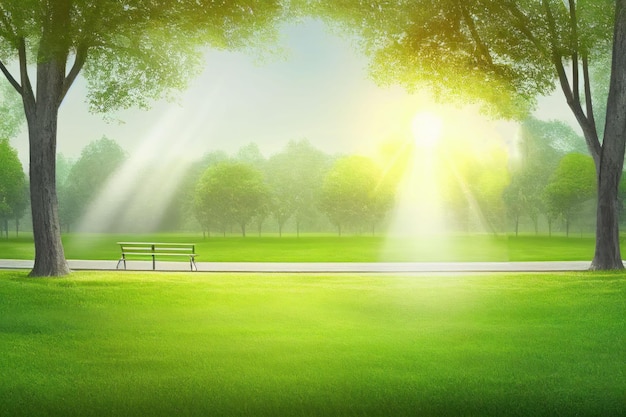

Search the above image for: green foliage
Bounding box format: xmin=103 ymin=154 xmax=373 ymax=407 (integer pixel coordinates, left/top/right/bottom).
xmin=0 ymin=1 xmax=286 ymax=113
xmin=194 ymin=161 xmax=270 ymax=237
xmin=523 ymin=117 xmax=587 ymax=155
xmin=0 ymin=84 xmax=24 ymax=138
xmin=308 ymin=0 xmax=612 ymax=118
xmin=265 ymin=139 xmax=333 ymax=236
xmin=320 ymin=155 xmax=395 ymax=235
xmin=58 ymin=137 xmax=126 ymax=232
xmin=55 ymin=153 xmax=74 ymax=188
xmin=504 ymin=117 xmax=587 ymax=235
xmin=0 ymin=138 xmax=27 ymax=237
xmin=0 ymin=271 xmax=623 ymax=416
xmin=543 ymin=153 xmax=596 ymax=235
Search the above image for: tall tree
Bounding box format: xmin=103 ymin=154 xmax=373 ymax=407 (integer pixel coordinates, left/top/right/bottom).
xmin=0 ymin=138 xmax=27 ymax=238
xmin=0 ymin=0 xmax=284 ymax=276
xmin=309 ymin=0 xmax=626 ymax=269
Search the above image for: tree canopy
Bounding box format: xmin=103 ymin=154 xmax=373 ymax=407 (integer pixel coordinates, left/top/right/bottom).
xmin=308 ymin=0 xmax=613 ymax=120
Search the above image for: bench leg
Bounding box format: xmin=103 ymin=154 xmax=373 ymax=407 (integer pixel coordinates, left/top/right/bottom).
xmin=152 ymin=255 xmax=156 ymax=271
xmin=116 ymin=258 xmax=127 ymax=270
xmin=190 ymin=257 xmax=198 ymax=271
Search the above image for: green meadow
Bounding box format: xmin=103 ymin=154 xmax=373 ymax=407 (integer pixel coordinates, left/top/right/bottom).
xmin=0 ymin=233 xmax=600 ymax=262
xmin=0 ymin=270 xmax=624 ymax=416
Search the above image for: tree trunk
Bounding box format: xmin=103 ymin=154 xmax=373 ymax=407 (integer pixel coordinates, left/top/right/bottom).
xmin=27 ymin=60 xmax=70 ymax=277
xmin=548 ymin=218 xmax=552 ymax=237
xmin=591 ymin=0 xmax=626 ymax=270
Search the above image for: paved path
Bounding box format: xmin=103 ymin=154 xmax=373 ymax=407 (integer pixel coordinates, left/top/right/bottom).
xmin=0 ymin=259 xmax=594 ymax=273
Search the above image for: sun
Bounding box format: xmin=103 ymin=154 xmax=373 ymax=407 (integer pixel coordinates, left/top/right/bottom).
xmin=411 ymin=111 xmax=443 ymax=148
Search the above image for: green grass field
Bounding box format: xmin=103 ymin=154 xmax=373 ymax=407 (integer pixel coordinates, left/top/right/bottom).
xmin=0 ymin=270 xmax=624 ymax=416
xmin=0 ymin=233 xmax=601 ymax=262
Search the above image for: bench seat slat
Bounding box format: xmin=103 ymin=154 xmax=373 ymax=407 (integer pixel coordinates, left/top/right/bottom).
xmin=117 ymin=242 xmax=198 ymax=271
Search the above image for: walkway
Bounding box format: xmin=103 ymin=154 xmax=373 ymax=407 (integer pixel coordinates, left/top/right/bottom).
xmin=0 ymin=259 xmax=593 ymax=273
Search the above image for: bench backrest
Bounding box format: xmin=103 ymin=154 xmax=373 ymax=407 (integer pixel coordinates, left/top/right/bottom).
xmin=118 ymin=242 xmax=195 ymax=255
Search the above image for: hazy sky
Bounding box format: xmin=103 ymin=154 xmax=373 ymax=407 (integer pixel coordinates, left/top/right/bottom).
xmin=10 ymin=19 xmax=576 ymax=165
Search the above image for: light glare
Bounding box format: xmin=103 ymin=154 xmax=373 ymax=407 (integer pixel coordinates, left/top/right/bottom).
xmin=412 ymin=111 xmax=443 ymax=148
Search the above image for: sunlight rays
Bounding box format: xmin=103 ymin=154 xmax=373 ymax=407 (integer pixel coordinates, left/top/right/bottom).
xmin=76 ymin=92 xmax=217 ymax=233
xmin=380 ymin=105 xmax=514 ymax=261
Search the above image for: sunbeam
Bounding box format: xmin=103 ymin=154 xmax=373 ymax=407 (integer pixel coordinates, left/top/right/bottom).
xmin=381 ymin=105 xmax=514 ymax=262
xmin=76 ymin=82 xmax=221 ymax=234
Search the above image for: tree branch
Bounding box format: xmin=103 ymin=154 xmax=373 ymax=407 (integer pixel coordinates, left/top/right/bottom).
xmin=0 ymin=7 xmax=16 ymax=43
xmin=543 ymin=0 xmax=601 ymax=161
xmin=568 ymin=0 xmax=580 ymax=104
xmin=18 ymin=37 xmax=36 ymax=117
xmin=582 ymin=54 xmax=600 ymax=144
xmin=0 ymin=59 xmax=22 ymax=94
xmin=60 ymin=44 xmax=88 ymax=103
xmin=501 ymin=1 xmax=551 ymax=59
xmin=458 ymin=2 xmax=493 ymax=66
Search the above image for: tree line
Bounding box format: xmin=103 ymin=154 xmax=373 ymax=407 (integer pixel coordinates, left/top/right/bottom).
xmin=3 ymin=115 xmax=618 ymax=239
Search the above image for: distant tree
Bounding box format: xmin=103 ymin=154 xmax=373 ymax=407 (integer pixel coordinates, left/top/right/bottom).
xmin=56 ymin=154 xmax=74 ymax=189
xmin=194 ymin=162 xmax=269 ymax=237
xmin=0 ymin=84 xmax=24 ymax=139
xmin=0 ymin=1 xmax=285 ymax=276
xmin=157 ymin=152 xmax=227 ymax=232
xmin=235 ymin=143 xmax=267 ymax=171
xmin=0 ymin=139 xmax=27 ymax=238
xmin=59 ymin=137 xmax=126 ymax=232
xmin=12 ymin=181 xmax=29 ymax=237
xmin=503 ymin=167 xmax=546 ymax=236
xmin=504 ymin=117 xmax=579 ymax=235
xmin=308 ymin=0 xmax=626 ymax=269
xmin=543 ymin=153 xmax=596 ymax=236
xmin=265 ymin=139 xmax=332 ymax=236
xmin=522 ymin=117 xmax=587 ymax=156
xmin=320 ymin=155 xmax=394 ymax=235
xmin=437 ymin=132 xmax=509 ymax=234
xmin=502 ymin=174 xmax=527 ymax=237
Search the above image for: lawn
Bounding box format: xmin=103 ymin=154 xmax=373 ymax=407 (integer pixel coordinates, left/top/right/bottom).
xmin=0 ymin=270 xmax=624 ymax=416
xmin=0 ymin=233 xmax=600 ymax=262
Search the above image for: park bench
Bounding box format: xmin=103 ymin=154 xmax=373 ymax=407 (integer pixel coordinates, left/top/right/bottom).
xmin=116 ymin=242 xmax=198 ymax=271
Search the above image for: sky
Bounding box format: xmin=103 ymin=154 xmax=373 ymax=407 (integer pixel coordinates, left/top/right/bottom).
xmin=9 ymin=19 xmax=577 ymax=166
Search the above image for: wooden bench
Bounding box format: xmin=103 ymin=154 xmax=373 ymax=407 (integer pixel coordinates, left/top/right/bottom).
xmin=116 ymin=242 xmax=198 ymax=271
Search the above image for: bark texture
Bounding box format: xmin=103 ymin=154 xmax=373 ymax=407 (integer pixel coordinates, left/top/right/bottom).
xmin=26 ymin=59 xmax=70 ymax=277
xmin=591 ymin=0 xmax=626 ymax=270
